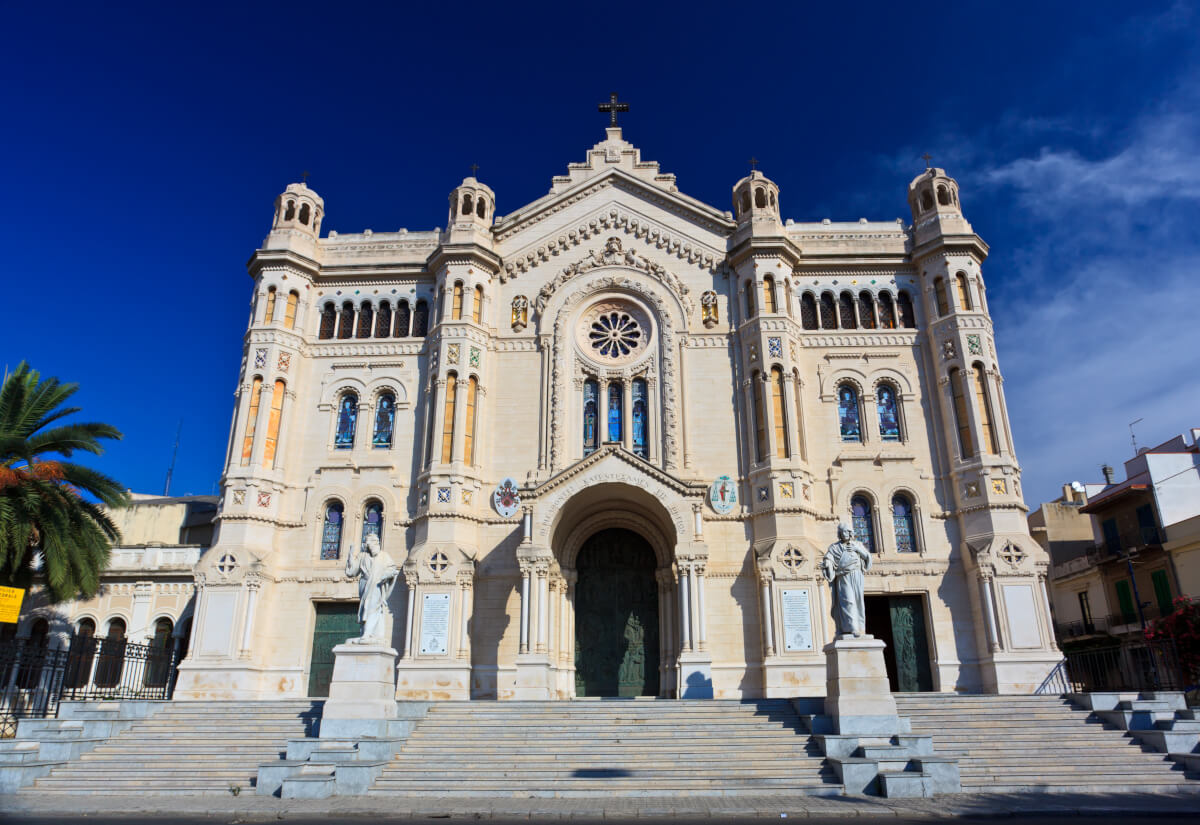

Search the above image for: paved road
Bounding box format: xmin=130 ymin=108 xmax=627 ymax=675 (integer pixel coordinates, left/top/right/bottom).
xmin=4 ymin=817 xmax=1200 ymax=825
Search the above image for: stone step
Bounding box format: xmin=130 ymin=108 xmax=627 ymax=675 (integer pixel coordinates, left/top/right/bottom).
xmin=364 ymin=787 xmax=845 ymax=799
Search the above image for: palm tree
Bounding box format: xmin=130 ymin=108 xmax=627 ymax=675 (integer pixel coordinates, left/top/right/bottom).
xmin=0 ymin=362 xmax=128 ymax=603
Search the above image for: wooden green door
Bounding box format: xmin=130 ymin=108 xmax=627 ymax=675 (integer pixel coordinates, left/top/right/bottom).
xmin=1151 ymin=570 xmax=1174 ymax=616
xmin=887 ymin=595 xmax=933 ymax=692
xmin=574 ymin=529 xmax=660 ymax=697
xmin=307 ymin=602 xmax=360 ymax=697
xmin=1115 ymin=579 xmax=1136 ymax=624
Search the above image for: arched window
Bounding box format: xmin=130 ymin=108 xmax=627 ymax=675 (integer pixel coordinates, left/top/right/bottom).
xmin=357 ymin=302 xmax=373 ymax=338
xmin=476 ymin=198 xmax=486 ymax=219
xmin=892 ymin=494 xmax=917 ymax=553
xmin=837 ymin=384 xmax=861 ymax=442
xmin=876 ymin=384 xmax=902 ymax=442
xmin=321 ymin=501 xmax=344 ymax=560
xmin=412 ymin=300 xmax=429 ymax=337
xmin=319 ymin=303 xmax=336 ymax=339
xmin=858 ymin=292 xmax=876 ymax=329
xmin=145 ymin=618 xmax=173 ymax=687
xmin=373 ymin=392 xmax=395 ymax=448
xmin=424 ymin=386 xmax=437 ymax=468
xmin=920 ymin=190 xmax=933 ymax=211
xmin=851 ymin=495 xmax=876 ymax=554
xmin=298 ymin=203 xmax=311 ymax=224
xmin=263 ymin=286 xmax=277 ymax=324
xmin=763 ymin=277 xmax=777 ymax=314
xmin=770 ymin=366 xmax=789 ymax=458
xmin=839 ymin=291 xmax=856 ymax=329
xmin=440 ymin=373 xmax=457 ymax=464
xmin=743 ymin=281 xmax=755 ymax=318
xmin=800 ymin=293 xmax=818 ymax=330
xmin=263 ymin=380 xmax=286 ymax=467
xmin=335 ymin=393 xmax=357 ymax=449
xmin=973 ymin=363 xmax=1000 ymax=455
xmin=375 ymin=301 xmax=392 ymax=338
xmin=607 ymin=381 xmax=623 ymax=443
xmin=363 ymin=499 xmax=383 ymax=548
xmin=18 ymin=618 xmax=50 ymax=689
xmin=284 ymin=200 xmax=296 ymax=221
xmin=740 ymin=190 xmax=751 ymax=215
xmin=284 ymin=291 xmax=299 ymax=330
xmin=394 ymin=300 xmax=411 ymax=337
xmin=632 ymin=378 xmax=648 ymax=458
xmin=67 ymin=618 xmax=96 ymax=689
xmin=452 ymin=282 xmax=464 ymax=320
xmin=751 ymin=372 xmax=767 ymax=463
xmin=820 ymin=292 xmax=837 ymax=329
xmin=754 ymin=187 xmax=767 ymax=208
xmin=956 ymin=272 xmax=973 ymax=310
xmin=897 ymin=291 xmax=916 ymax=328
xmin=937 ymin=185 xmax=950 ymax=206
xmin=240 ymin=376 xmax=262 ymax=465
xmin=462 ymin=194 xmax=473 ymax=215
xmin=878 ymin=293 xmax=897 ymax=329
xmin=934 ymin=277 xmax=950 ymax=316
xmin=583 ymin=379 xmax=599 ymax=456
xmin=338 ymin=302 xmax=354 ymax=339
xmin=95 ymin=618 xmax=126 ymax=689
xmin=464 ymin=376 xmax=479 ymax=464
xmin=948 ymin=368 xmax=974 ymax=459
xmin=472 ymin=285 xmax=484 ymax=324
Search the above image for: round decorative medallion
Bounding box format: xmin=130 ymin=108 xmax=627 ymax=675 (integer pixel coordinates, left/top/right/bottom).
xmin=708 ymin=475 xmax=738 ymax=515
xmin=492 ymin=477 xmax=521 ymax=518
xmin=576 ymin=300 xmax=651 ymax=365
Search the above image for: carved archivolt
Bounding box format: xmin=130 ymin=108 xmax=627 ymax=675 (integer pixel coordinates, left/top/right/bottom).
xmin=534 ymin=237 xmax=693 ymax=318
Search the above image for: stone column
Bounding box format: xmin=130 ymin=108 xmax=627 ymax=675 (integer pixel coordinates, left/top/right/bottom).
xmin=647 ymin=377 xmax=660 ymax=462
xmin=622 ymin=380 xmax=633 ymax=451
xmin=564 ymin=570 xmax=577 ymax=669
xmin=402 ymin=573 xmax=417 ymax=659
xmin=535 ymin=564 xmax=550 ymax=654
xmin=694 ymin=562 xmax=707 ymax=651
xmin=678 ymin=564 xmax=691 ymax=652
xmin=518 ymin=562 xmax=531 ymax=654
xmin=979 ymin=575 xmax=1000 ymax=652
xmin=248 ymin=380 xmax=272 ymax=467
xmin=457 ymin=574 xmax=473 ymax=661
xmin=760 ymin=574 xmax=775 ymax=657
xmin=238 ymin=579 xmax=260 ymax=657
xmin=429 ymin=378 xmax=448 ymax=466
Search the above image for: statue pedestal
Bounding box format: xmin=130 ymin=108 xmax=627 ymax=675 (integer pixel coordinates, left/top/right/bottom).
xmin=823 ymin=635 xmax=901 ymax=735
xmin=322 ymin=643 xmax=398 ymax=731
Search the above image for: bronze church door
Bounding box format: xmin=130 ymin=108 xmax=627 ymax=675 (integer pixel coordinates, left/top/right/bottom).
xmin=864 ymin=594 xmax=934 ymax=692
xmin=307 ymin=602 xmax=360 ymax=697
xmin=573 ymin=528 xmax=660 ymax=697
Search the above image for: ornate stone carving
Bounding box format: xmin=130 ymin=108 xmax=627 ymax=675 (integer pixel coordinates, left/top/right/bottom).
xmin=535 ymin=236 xmax=693 ymax=317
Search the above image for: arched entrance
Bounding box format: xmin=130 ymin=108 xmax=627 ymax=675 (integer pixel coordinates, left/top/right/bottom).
xmin=573 ymin=528 xmax=660 ymax=697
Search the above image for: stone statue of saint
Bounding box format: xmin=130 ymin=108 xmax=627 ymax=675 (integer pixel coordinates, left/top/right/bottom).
xmin=345 ymin=533 xmax=400 ymax=643
xmin=821 ymin=521 xmax=872 ymax=638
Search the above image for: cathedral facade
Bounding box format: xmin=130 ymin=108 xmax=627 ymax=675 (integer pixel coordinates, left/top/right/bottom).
xmin=174 ymin=125 xmax=1059 ymax=702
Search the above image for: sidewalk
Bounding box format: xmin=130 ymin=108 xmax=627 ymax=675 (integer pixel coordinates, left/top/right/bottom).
xmin=4 ymin=790 xmax=1200 ymax=820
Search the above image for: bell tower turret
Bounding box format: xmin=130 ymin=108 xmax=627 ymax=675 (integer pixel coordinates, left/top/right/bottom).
xmin=265 ymin=181 xmax=324 ymax=256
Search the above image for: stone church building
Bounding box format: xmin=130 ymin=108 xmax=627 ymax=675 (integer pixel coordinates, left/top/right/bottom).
xmin=173 ymin=123 xmax=1059 ymax=703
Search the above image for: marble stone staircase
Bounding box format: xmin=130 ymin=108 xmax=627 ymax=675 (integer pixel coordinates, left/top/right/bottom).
xmin=894 ymin=693 xmax=1200 ymax=793
xmin=24 ymin=700 xmax=321 ymax=795
xmin=367 ymin=699 xmax=843 ymax=798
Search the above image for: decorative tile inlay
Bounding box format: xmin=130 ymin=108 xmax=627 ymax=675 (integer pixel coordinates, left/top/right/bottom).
xmin=257 ymin=492 xmax=271 ymax=507
xmin=967 ymin=334 xmax=982 ymax=356
xmin=965 ymin=482 xmax=980 ymax=498
xmin=780 ymin=545 xmax=804 ymax=570
xmin=749 ymin=344 xmax=758 ymax=362
xmin=789 ymin=340 xmax=798 ymax=361
xmin=447 ymin=344 xmax=460 ymax=365
xmin=779 ymin=482 xmax=794 ymax=499
xmin=469 ymin=346 xmax=480 ymax=368
xmin=758 ymin=486 xmax=769 ymax=502
xmin=217 ymin=553 xmax=237 ymax=575
xmin=428 ymin=551 xmax=449 ymax=575
xmin=254 ymin=348 xmax=267 ymax=368
xmin=462 ymin=489 xmax=473 ymax=506
xmin=768 ymin=337 xmax=782 ymax=358
xmin=277 ymin=351 xmax=291 ymax=372
xmin=998 ymin=542 xmax=1026 ymax=567
xmin=991 ymin=478 xmax=1007 ymax=495
xmin=941 ymin=339 xmax=956 ymax=360
xmin=232 ymin=490 xmax=246 ymax=505
xmin=437 ymin=487 xmax=451 ymax=503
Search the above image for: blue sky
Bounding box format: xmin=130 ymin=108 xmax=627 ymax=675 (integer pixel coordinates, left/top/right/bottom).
xmin=2 ymin=1 xmax=1197 ymax=507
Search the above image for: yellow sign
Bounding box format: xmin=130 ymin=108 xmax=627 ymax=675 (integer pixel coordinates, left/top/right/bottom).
xmin=0 ymin=586 xmax=24 ymax=623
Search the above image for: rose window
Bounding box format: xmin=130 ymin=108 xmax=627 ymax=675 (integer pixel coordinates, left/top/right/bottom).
xmin=589 ymin=311 xmax=642 ymax=359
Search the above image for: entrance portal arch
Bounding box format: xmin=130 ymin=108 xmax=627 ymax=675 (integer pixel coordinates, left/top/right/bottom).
xmin=573 ymin=528 xmax=660 ymax=697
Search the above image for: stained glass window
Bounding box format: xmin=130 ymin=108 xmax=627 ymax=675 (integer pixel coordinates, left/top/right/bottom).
xmin=763 ymin=277 xmax=777 ymax=314
xmin=319 ymin=303 xmax=336 ymax=339
xmin=373 ymin=393 xmax=395 ymax=448
xmin=440 ymin=375 xmax=457 ymax=464
xmin=363 ymin=500 xmax=383 ymax=548
xmin=839 ymin=292 xmax=856 ymax=329
xmin=897 ymin=291 xmax=916 ymax=328
xmin=583 ymin=380 xmax=599 ymax=456
xmin=452 ymin=282 xmax=464 ymax=320
xmin=464 ymin=377 xmax=478 ymax=464
xmin=770 ymin=367 xmax=789 ymax=458
xmin=241 ymin=376 xmax=262 ymax=465
xmin=851 ymin=495 xmax=876 ymax=554
xmin=632 ymin=379 xmax=648 ymax=458
xmin=878 ymin=293 xmax=897 ymax=329
xmin=820 ymin=293 xmax=837 ymax=329
xmin=949 ymin=368 xmax=974 ymax=459
xmin=284 ymin=291 xmax=298 ymax=330
xmin=263 ymin=286 xmax=277 ymax=323
xmin=752 ymin=372 xmax=767 ymax=463
xmin=335 ymin=394 xmax=357 ymax=449
xmin=973 ymin=364 xmax=1000 ymax=455
xmin=263 ymin=380 xmax=285 ymax=468
xmin=893 ymin=495 xmax=916 ymax=553
xmin=473 ymin=285 xmax=484 ymax=324
xmin=321 ymin=501 xmax=344 ymax=560
xmin=801 ymin=293 xmax=818 ymax=330
xmin=877 ymin=384 xmax=901 ymax=442
xmin=956 ymin=272 xmax=973 ymax=310
xmin=588 ymin=312 xmax=641 ymax=359
xmin=412 ymin=300 xmax=429 ymax=337
xmin=858 ymin=292 xmax=876 ymax=329
xmin=375 ymin=302 xmax=392 ymax=338
xmin=607 ymin=382 xmax=623 ymax=443
xmin=838 ymin=384 xmax=861 ymax=442
xmin=934 ymin=278 xmax=950 ymax=316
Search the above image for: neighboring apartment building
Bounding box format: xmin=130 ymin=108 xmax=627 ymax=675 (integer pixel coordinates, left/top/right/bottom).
xmin=1030 ymin=430 xmax=1200 ymax=648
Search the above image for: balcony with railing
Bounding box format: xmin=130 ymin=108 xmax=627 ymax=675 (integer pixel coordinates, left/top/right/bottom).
xmin=1094 ymin=525 xmax=1165 ymax=559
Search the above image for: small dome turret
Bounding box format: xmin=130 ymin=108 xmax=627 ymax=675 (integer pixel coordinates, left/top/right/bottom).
xmin=448 ymin=177 xmax=495 ymax=230
xmin=732 ymin=170 xmax=780 ymax=226
xmin=908 ymin=167 xmax=961 ymax=222
xmin=271 ymin=181 xmax=324 ymax=237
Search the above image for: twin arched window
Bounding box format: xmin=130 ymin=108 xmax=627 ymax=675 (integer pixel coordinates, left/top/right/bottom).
xmin=836 ymin=382 xmax=904 ymax=443
xmin=318 ymin=299 xmax=428 ymax=340
xmin=320 ymin=499 xmax=386 ymax=560
xmin=240 ymin=377 xmax=286 ymax=468
xmin=335 ymin=392 xmax=397 ymax=450
xmin=850 ymin=492 xmax=920 ymax=553
xmin=432 ymin=373 xmax=480 ymax=466
xmin=800 ymin=290 xmax=915 ymax=331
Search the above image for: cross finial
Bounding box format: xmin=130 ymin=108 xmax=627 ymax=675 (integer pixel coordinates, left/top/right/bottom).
xmin=301 ymin=170 xmax=310 ymax=185
xmin=469 ymin=162 xmax=479 ymax=177
xmin=749 ymin=157 xmax=759 ymax=171
xmin=921 ymin=153 xmax=932 ymax=169
xmin=598 ymin=92 xmax=629 ymax=128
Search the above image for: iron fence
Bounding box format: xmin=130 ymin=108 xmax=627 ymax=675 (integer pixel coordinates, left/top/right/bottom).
xmin=0 ymin=635 xmax=177 ymax=737
xmin=1060 ymin=639 xmax=1187 ymax=693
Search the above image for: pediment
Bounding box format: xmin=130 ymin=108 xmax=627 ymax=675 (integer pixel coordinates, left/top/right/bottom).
xmin=531 ymin=445 xmax=704 ymax=501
